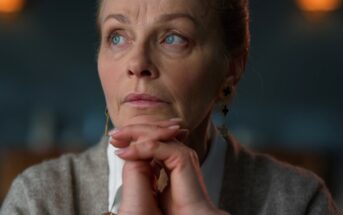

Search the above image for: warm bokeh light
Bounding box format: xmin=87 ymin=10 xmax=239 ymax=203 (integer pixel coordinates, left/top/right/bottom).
xmin=297 ymin=0 xmax=342 ymax=12
xmin=0 ymin=0 xmax=25 ymax=13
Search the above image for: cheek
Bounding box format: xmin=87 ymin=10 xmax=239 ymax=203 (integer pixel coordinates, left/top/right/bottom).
xmin=98 ymin=54 xmax=123 ymax=100
xmin=163 ymin=55 xmax=222 ymax=127
xmin=98 ymin=54 xmax=129 ymax=126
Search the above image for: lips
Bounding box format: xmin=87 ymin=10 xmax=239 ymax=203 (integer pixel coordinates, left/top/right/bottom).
xmin=123 ymin=93 xmax=169 ymax=107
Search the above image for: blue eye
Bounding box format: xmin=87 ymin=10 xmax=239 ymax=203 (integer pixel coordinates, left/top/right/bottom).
xmin=164 ymin=34 xmax=186 ymax=45
xmin=111 ymin=33 xmax=125 ymax=45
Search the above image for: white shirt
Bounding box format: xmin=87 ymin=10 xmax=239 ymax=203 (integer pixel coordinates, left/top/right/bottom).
xmin=107 ymin=124 xmax=227 ymax=213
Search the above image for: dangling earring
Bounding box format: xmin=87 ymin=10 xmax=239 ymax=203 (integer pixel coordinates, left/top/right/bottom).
xmin=221 ymin=86 xmax=231 ymax=116
xmin=104 ymin=108 xmax=110 ymax=136
xmin=222 ymin=104 xmax=229 ymax=116
xmin=223 ymin=86 xmax=231 ymax=97
xmin=218 ymin=86 xmax=231 ymax=137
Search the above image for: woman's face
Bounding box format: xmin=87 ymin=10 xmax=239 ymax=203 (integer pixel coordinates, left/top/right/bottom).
xmin=98 ymin=0 xmax=229 ymax=129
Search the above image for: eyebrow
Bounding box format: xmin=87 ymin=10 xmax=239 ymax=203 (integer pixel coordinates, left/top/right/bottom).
xmin=158 ymin=13 xmax=198 ymax=25
xmin=103 ymin=13 xmax=198 ymax=26
xmin=104 ymin=14 xmax=130 ymax=24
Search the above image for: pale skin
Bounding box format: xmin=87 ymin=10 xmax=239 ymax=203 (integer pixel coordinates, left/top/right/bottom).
xmin=97 ymin=0 xmax=238 ymax=214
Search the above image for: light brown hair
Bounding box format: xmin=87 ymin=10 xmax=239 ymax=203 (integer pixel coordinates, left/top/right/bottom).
xmin=96 ymin=0 xmax=250 ymax=77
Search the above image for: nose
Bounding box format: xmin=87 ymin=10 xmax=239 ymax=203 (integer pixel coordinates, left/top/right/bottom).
xmin=126 ymin=45 xmax=158 ymax=79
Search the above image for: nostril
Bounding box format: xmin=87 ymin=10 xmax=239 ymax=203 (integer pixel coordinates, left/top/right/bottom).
xmin=127 ymin=68 xmax=155 ymax=78
xmin=141 ymin=70 xmax=152 ymax=77
xmin=128 ymin=70 xmax=135 ymax=76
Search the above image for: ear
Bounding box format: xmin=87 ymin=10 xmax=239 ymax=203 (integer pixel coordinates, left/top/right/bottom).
xmin=216 ymin=58 xmax=243 ymax=103
xmin=216 ymin=76 xmax=235 ymax=103
xmin=227 ymin=57 xmax=244 ymax=86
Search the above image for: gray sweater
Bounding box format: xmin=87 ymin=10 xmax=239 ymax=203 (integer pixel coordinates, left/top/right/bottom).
xmin=1 ymin=136 xmax=340 ymax=215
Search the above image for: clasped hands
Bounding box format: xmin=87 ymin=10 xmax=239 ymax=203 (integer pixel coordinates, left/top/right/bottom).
xmin=109 ymin=118 xmax=229 ymax=215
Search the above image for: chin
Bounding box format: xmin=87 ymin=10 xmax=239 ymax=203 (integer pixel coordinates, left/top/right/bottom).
xmin=115 ymin=110 xmax=179 ymax=127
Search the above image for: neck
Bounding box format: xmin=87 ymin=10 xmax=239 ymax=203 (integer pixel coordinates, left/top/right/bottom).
xmin=185 ymin=113 xmax=213 ymax=164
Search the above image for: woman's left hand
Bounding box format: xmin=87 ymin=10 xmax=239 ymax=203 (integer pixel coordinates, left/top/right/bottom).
xmin=110 ymin=120 xmax=229 ymax=215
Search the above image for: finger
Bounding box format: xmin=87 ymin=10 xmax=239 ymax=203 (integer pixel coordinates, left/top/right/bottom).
xmin=115 ymin=140 xmax=208 ymax=206
xmin=108 ymin=136 xmax=129 ymax=149
xmin=115 ymin=139 xmax=192 ymax=170
xmin=108 ymin=118 xmax=183 ymax=136
xmin=110 ymin=128 xmax=188 ymax=150
xmin=109 ymin=136 xmax=130 ymax=148
xmin=111 ymin=124 xmax=182 ymax=143
xmin=149 ymin=118 xmax=183 ymax=128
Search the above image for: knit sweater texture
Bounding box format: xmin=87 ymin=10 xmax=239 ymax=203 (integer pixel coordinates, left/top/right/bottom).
xmin=1 ymin=136 xmax=340 ymax=215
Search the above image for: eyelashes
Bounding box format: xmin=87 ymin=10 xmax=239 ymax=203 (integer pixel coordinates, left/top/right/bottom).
xmin=104 ymin=28 xmax=191 ymax=51
xmin=105 ymin=29 xmax=129 ymax=48
xmin=162 ymin=33 xmax=188 ymax=47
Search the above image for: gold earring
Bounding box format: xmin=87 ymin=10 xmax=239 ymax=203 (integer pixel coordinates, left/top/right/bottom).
xmin=104 ymin=108 xmax=110 ymax=136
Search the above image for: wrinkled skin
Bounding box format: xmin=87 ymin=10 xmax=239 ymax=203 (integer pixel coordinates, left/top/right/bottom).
xmin=97 ymin=0 xmax=236 ymax=214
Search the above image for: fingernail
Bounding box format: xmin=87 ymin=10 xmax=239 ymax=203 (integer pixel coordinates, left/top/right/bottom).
xmin=109 ymin=136 xmax=116 ymax=144
xmin=169 ymin=118 xmax=182 ymax=122
xmin=168 ymin=125 xmax=180 ymax=130
xmin=108 ymin=128 xmax=119 ymax=136
xmin=115 ymin=148 xmax=128 ymax=155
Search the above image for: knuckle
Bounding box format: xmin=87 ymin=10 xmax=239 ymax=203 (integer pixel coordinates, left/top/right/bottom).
xmin=143 ymin=140 xmax=159 ymax=151
xmin=147 ymin=126 xmax=164 ymax=139
xmin=169 ymin=146 xmax=199 ymax=168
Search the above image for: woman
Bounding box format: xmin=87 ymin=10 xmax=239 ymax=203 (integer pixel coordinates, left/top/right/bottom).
xmin=1 ymin=0 xmax=339 ymax=214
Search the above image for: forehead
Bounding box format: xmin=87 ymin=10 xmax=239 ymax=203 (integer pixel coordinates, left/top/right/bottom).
xmin=99 ymin=0 xmax=211 ymax=25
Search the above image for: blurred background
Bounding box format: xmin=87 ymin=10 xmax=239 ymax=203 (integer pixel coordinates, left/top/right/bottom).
xmin=0 ymin=0 xmax=342 ymax=211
